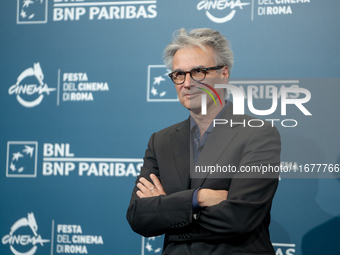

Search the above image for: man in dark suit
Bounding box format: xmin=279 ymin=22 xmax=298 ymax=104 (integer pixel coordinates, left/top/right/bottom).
xmin=127 ymin=28 xmax=281 ymax=255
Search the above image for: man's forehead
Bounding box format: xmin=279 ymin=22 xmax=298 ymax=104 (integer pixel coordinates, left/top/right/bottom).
xmin=172 ymin=46 xmax=216 ymax=70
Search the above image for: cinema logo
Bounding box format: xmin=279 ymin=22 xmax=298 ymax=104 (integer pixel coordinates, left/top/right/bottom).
xmin=42 ymin=143 xmax=143 ymax=177
xmin=61 ymin=72 xmax=109 ymax=102
xmin=1 ymin=213 xmax=50 ymax=255
xmin=56 ymin=224 xmax=103 ymax=254
xmin=8 ymin=63 xmax=56 ymax=108
xmin=197 ymin=0 xmax=251 ymax=23
xmin=53 ymin=0 xmax=157 ymax=21
xmin=1 ymin=213 xmax=105 ymax=255
xmin=257 ymin=0 xmax=310 ymax=16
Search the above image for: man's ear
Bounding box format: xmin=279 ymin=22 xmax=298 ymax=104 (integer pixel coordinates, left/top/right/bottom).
xmin=222 ymin=66 xmax=229 ymax=79
xmin=221 ymin=66 xmax=229 ymax=85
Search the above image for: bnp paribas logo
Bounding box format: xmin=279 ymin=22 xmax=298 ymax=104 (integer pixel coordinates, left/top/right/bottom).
xmin=17 ymin=0 xmax=48 ymax=24
xmin=147 ymin=65 xmax=179 ymax=102
xmin=197 ymin=0 xmax=250 ymax=23
xmin=6 ymin=141 xmax=38 ymax=178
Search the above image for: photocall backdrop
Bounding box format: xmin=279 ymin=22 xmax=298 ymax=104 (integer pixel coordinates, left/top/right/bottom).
xmin=1 ymin=1 xmax=339 ymax=255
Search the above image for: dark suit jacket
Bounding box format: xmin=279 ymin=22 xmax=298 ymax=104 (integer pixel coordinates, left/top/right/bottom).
xmin=127 ymin=103 xmax=281 ymax=255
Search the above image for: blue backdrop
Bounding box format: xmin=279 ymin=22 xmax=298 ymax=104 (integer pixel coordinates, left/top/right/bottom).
xmin=1 ymin=1 xmax=340 ymax=255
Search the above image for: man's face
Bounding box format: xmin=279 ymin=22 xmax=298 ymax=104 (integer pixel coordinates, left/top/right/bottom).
xmin=172 ymin=46 xmax=229 ymax=113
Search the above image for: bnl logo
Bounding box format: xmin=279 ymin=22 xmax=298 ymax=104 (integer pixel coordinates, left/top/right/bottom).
xmin=147 ymin=65 xmax=179 ymax=102
xmin=6 ymin=141 xmax=38 ymax=178
xmin=142 ymin=236 xmax=163 ymax=255
xmin=17 ymin=0 xmax=48 ymax=24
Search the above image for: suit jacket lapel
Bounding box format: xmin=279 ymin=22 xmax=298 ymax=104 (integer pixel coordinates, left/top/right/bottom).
xmin=191 ymin=103 xmax=241 ymax=188
xmin=170 ymin=119 xmax=191 ymax=189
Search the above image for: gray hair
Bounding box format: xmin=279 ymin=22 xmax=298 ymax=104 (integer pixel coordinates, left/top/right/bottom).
xmin=163 ymin=28 xmax=234 ymax=75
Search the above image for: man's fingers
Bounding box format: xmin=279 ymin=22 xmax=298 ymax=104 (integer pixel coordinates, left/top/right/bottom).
xmin=137 ymin=178 xmax=158 ymax=197
xmin=136 ymin=190 xmax=147 ymax=198
xmin=139 ymin=177 xmax=155 ymax=190
xmin=136 ymin=175 xmax=166 ymax=197
xmin=150 ymin=174 xmax=165 ymax=194
xmin=137 ymin=182 xmax=151 ymax=195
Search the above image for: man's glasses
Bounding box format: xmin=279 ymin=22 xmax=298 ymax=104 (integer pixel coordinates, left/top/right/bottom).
xmin=168 ymin=66 xmax=224 ymax=85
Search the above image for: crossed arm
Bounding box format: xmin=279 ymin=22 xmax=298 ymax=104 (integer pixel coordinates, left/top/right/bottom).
xmin=137 ymin=174 xmax=228 ymax=207
xmin=127 ymin=124 xmax=281 ymax=238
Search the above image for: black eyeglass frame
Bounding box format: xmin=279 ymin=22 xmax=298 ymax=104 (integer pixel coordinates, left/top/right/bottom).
xmin=168 ymin=66 xmax=225 ymax=85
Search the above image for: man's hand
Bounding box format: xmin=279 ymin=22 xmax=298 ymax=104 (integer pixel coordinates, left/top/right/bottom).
xmin=136 ymin=174 xmax=166 ymax=198
xmin=197 ymin=189 xmax=228 ymax=207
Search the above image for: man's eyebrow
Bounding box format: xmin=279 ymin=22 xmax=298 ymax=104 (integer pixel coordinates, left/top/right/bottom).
xmin=193 ymin=65 xmax=206 ymax=69
xmin=172 ymin=69 xmax=182 ymax=72
xmin=172 ymin=66 xmax=206 ymax=72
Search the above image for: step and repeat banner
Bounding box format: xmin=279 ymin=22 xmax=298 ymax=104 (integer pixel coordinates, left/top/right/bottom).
xmin=1 ymin=1 xmax=340 ymax=255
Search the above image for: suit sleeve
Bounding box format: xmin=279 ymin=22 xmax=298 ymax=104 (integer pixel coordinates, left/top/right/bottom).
xmin=196 ymin=124 xmax=281 ymax=236
xmin=126 ymin=133 xmax=195 ymax=237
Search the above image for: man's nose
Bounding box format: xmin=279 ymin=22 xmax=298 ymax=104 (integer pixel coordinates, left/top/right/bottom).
xmin=183 ymin=73 xmax=192 ymax=88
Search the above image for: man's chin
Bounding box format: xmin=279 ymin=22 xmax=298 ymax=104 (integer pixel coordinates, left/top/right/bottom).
xmin=190 ymin=108 xmax=201 ymax=115
xmin=188 ymin=104 xmax=202 ymax=114
xmin=180 ymin=97 xmax=199 ymax=110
